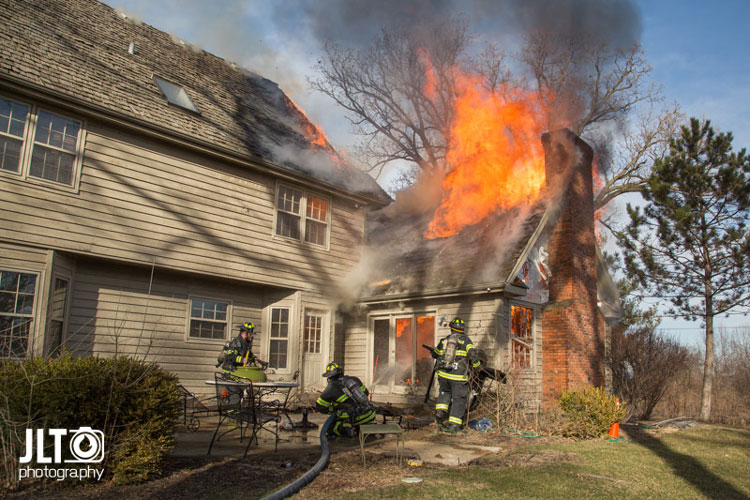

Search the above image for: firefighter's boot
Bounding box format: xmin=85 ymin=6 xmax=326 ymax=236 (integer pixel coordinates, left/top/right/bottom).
xmin=446 ymin=422 xmax=463 ymax=434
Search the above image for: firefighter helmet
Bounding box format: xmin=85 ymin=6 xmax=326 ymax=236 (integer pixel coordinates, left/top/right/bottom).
xmin=449 ymin=317 xmax=465 ymax=333
xmin=323 ymin=362 xmax=342 ymax=378
xmin=239 ymin=322 xmax=255 ymax=334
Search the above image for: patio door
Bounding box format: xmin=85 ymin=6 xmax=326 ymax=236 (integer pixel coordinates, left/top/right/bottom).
xmin=302 ymin=309 xmax=328 ymax=391
xmin=371 ymin=314 xmax=435 ymax=396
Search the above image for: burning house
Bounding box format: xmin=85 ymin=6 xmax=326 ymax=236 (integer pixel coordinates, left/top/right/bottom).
xmin=337 ymin=129 xmax=619 ymax=408
xmin=1 ymin=0 xmax=618 ymax=407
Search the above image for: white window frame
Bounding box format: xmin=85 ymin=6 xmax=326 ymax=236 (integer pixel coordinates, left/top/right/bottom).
xmin=0 ymin=95 xmax=85 ymax=192
xmin=267 ymin=306 xmax=292 ymax=372
xmin=273 ymin=182 xmax=331 ymax=249
xmin=186 ymin=296 xmax=232 ymax=344
xmin=0 ymin=269 xmax=40 ymax=359
xmin=368 ymin=311 xmax=437 ymax=394
xmin=510 ymin=303 xmax=535 ymax=370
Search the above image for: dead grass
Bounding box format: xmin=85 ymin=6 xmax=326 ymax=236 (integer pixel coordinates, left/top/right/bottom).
xmin=6 ymin=423 xmax=749 ymax=500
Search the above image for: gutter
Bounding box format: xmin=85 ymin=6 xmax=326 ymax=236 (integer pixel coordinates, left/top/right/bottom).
xmin=359 ymin=282 xmax=513 ymax=305
xmin=0 ymin=75 xmax=389 ymax=208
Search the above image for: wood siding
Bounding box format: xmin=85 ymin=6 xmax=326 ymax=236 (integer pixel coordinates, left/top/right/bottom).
xmin=0 ymin=108 xmax=366 ymax=294
xmin=64 ymin=258 xmax=270 ymax=396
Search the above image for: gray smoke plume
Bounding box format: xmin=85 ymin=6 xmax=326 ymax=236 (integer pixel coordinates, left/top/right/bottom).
xmin=279 ymin=0 xmax=641 ymax=50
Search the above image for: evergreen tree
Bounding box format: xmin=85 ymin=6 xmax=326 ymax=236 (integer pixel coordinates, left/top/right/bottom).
xmin=620 ymin=118 xmax=750 ymax=421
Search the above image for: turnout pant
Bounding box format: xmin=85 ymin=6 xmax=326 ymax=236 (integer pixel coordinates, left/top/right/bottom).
xmin=332 ymin=406 xmax=376 ymax=436
xmin=436 ymin=376 xmax=469 ymax=426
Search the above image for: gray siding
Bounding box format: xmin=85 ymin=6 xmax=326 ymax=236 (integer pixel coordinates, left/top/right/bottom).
xmin=0 ymin=109 xmax=366 ymax=294
xmin=65 ymin=259 xmax=269 ymax=395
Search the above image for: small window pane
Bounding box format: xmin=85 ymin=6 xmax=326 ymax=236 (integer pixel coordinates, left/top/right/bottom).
xmin=0 ymin=293 xmax=13 ymax=313
xmin=0 ymin=98 xmax=28 ymax=137
xmin=16 ymin=294 xmax=34 ymax=314
xmin=0 ymin=137 xmax=23 ymax=173
xmin=18 ymin=274 xmax=36 ymax=294
xmin=276 ymin=212 xmax=300 ymax=239
xmin=29 ymin=146 xmax=75 ymax=185
xmin=35 ymin=111 xmax=79 ymax=153
xmin=0 ymin=271 xmax=18 ymax=291
xmin=305 ymin=219 xmax=327 ymax=246
xmin=269 ymin=339 xmax=288 ymax=369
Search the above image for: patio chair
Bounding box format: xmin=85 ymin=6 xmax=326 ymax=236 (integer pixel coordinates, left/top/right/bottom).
xmin=207 ymin=373 xmax=253 ymax=455
xmin=245 ymin=381 xmax=282 ymax=455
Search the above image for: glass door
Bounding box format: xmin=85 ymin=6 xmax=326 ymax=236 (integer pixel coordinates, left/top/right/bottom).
xmin=370 ymin=313 xmax=436 ymax=395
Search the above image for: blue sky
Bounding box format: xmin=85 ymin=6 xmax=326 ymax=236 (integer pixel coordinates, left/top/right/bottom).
xmin=103 ymin=0 xmax=750 ymax=345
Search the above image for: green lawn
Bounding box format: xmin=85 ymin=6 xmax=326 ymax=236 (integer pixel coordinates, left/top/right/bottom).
xmin=343 ymin=426 xmax=750 ymax=499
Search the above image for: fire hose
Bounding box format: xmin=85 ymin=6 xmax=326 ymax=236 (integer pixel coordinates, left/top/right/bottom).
xmin=260 ymin=413 xmax=336 ymax=500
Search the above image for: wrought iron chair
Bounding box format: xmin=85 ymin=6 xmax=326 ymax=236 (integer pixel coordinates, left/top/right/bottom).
xmin=244 ymin=380 xmax=282 ymax=455
xmin=207 ymin=372 xmax=253 ymax=455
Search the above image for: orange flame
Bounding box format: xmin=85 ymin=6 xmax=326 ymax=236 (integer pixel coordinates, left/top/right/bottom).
xmin=285 ymin=95 xmax=348 ymax=170
xmin=422 ymin=57 xmax=547 ymax=239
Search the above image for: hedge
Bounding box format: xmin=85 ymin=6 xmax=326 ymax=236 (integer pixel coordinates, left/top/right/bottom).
xmin=1 ymin=355 xmax=181 ymax=488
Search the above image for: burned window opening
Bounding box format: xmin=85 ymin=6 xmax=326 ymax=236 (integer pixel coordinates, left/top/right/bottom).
xmin=511 ymin=304 xmax=533 ymax=369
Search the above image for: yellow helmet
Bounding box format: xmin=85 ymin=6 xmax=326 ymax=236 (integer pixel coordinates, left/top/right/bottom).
xmin=323 ymin=362 xmax=342 ymax=378
xmin=449 ymin=317 xmax=465 ymax=332
xmin=240 ymin=322 xmax=255 ymax=334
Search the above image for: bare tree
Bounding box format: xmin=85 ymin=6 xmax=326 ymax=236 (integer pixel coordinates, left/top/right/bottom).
xmin=520 ymin=31 xmax=661 ymax=135
xmin=309 ymin=19 xmax=512 ymax=179
xmin=312 ymin=18 xmax=673 ymax=215
xmin=593 ymin=105 xmax=682 ymax=212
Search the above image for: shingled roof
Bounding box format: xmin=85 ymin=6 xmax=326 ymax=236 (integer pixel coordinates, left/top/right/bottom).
xmin=0 ymin=0 xmax=387 ymax=202
xmin=362 ymin=197 xmax=548 ymax=299
xmin=360 ymin=129 xmax=591 ymax=301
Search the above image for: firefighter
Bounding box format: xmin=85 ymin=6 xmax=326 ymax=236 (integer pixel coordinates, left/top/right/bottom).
xmin=219 ymin=322 xmax=267 ymax=370
xmin=431 ymin=317 xmax=480 ymax=433
xmin=315 ymin=362 xmax=377 ymax=438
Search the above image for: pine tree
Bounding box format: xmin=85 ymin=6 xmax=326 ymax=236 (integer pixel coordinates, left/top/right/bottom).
xmin=620 ymin=118 xmax=750 ymax=421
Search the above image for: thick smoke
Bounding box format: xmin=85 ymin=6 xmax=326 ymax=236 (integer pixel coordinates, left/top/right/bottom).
xmin=283 ymin=0 xmax=641 ymax=50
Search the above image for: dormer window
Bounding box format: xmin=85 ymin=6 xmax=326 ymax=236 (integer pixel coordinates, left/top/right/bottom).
xmin=153 ymin=76 xmax=199 ymax=113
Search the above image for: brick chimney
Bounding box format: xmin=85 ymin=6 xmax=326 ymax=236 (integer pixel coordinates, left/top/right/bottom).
xmin=540 ymin=129 xmax=605 ymax=406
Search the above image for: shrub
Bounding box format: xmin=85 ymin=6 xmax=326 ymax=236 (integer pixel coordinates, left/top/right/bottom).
xmin=558 ymin=387 xmax=626 ymax=439
xmin=0 ymin=355 xmax=181 ymax=489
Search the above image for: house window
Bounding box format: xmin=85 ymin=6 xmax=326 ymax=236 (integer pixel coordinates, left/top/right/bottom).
xmin=269 ymin=307 xmax=290 ymax=369
xmin=275 ymin=184 xmax=330 ymax=247
xmin=372 ymin=314 xmax=435 ymax=389
xmin=0 ymin=270 xmax=37 ymax=358
xmin=304 ymin=310 xmax=324 ymax=354
xmin=46 ymin=277 xmax=69 ymax=357
xmin=189 ymin=298 xmax=228 ymax=340
xmin=511 ymin=305 xmax=533 ymax=368
xmin=0 ymin=97 xmax=29 ymax=173
xmin=0 ymin=96 xmax=83 ymax=187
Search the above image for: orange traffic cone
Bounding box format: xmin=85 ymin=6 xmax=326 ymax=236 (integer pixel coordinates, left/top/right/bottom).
xmin=608 ymin=422 xmax=620 ymax=439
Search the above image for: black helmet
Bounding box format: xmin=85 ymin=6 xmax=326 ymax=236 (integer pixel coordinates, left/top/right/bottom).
xmin=239 ymin=322 xmax=255 ymax=334
xmin=323 ymin=362 xmax=342 ymax=378
xmin=449 ymin=317 xmax=465 ymax=333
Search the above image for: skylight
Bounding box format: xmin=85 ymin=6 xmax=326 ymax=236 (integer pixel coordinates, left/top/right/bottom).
xmin=153 ymin=76 xmax=199 ymax=113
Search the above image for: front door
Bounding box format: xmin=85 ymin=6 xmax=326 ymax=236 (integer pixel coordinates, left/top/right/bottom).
xmin=302 ymin=309 xmax=328 ymax=391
